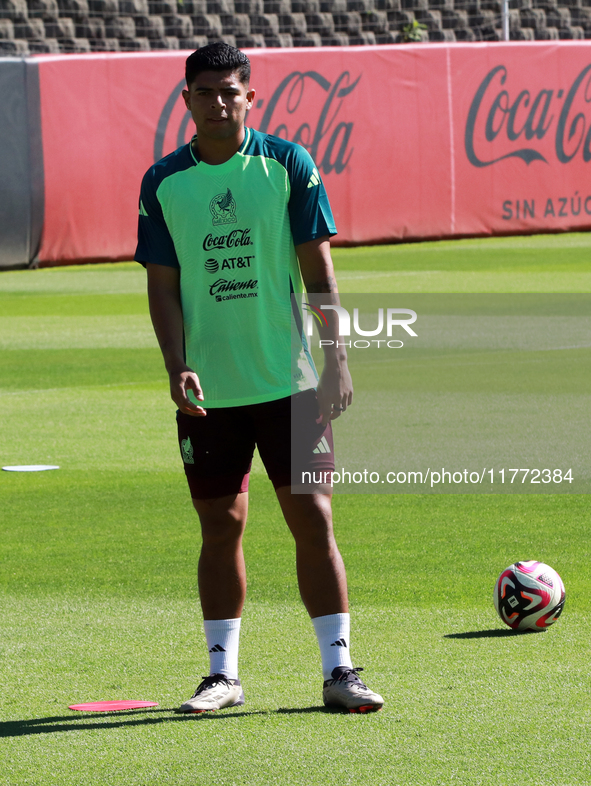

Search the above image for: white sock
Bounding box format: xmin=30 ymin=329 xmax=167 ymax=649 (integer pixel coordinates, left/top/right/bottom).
xmin=203 ymin=618 xmax=241 ymax=680
xmin=312 ymin=613 xmax=353 ymax=680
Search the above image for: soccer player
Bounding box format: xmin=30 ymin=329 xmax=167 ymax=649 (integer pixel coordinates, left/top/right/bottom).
xmin=135 ymin=43 xmax=383 ymax=714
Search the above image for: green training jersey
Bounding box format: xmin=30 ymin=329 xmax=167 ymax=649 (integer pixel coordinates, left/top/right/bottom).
xmin=135 ymin=127 xmax=336 ymax=408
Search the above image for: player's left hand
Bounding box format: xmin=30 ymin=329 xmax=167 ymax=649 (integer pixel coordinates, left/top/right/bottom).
xmin=317 ymin=362 xmax=353 ymax=426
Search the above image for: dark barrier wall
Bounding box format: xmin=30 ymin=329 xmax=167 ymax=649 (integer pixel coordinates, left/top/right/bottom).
xmin=2 ymin=44 xmax=591 ymax=267
xmin=0 ymin=59 xmax=44 ymax=269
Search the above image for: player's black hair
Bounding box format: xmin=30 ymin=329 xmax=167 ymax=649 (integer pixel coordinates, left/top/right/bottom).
xmin=185 ymin=43 xmax=251 ymax=87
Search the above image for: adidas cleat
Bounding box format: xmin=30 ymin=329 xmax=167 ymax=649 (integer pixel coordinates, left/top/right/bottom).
xmin=323 ymin=666 xmax=384 ymax=713
xmin=179 ymin=674 xmax=245 ymax=713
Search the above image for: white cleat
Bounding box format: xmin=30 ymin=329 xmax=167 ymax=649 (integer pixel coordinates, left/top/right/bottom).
xmin=323 ymin=667 xmax=384 ymax=713
xmin=179 ymin=674 xmax=245 ymax=713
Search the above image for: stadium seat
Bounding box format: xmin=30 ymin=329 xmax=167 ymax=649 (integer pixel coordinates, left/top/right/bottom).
xmin=149 ymin=0 xmax=176 ymax=14
xmin=235 ymin=30 xmax=265 ymax=42
xmin=375 ymin=27 xmax=397 ymax=39
xmin=559 ymin=23 xmax=583 ymax=36
xmin=220 ymin=11 xmax=249 ymax=32
xmin=263 ymin=0 xmax=289 ymax=12
xmin=480 ymin=0 xmax=500 ymax=10
xmin=278 ymin=11 xmax=307 ymax=33
xmin=1 ymin=0 xmax=29 ymax=21
xmin=319 ymin=0 xmax=346 ymax=11
xmin=375 ymin=0 xmax=401 ymax=10
xmin=362 ymin=9 xmax=388 ymax=30
xmin=347 ymin=0 xmax=374 ymax=9
xmin=119 ymin=0 xmax=149 ymax=14
xmin=105 ymin=14 xmax=135 ymax=35
xmin=510 ymin=24 xmax=535 ymax=37
xmin=292 ymin=28 xmax=321 ymax=40
xmin=428 ymin=25 xmax=455 ymax=37
xmin=249 ymin=12 xmax=279 ymax=32
xmin=520 ymin=7 xmax=545 ymax=29
xmin=0 ymin=35 xmax=29 ymax=48
xmin=305 ymin=11 xmax=334 ymax=32
xmin=45 ymin=15 xmax=74 ymax=34
xmin=135 ymin=13 xmax=165 ymax=35
xmin=292 ymin=0 xmax=320 ymax=11
xmin=179 ymin=32 xmax=208 ymax=44
xmin=233 ymin=0 xmax=262 ymax=13
xmin=207 ymin=0 xmax=234 ymax=12
xmin=27 ymin=0 xmax=59 ymax=20
xmin=388 ymin=8 xmax=414 ymax=27
xmin=88 ymin=0 xmax=117 ymax=15
xmin=416 ymin=7 xmax=442 ymax=28
xmin=30 ymin=35 xmax=61 ymax=47
xmin=401 ymin=0 xmax=428 ymax=9
xmin=15 ymin=16 xmax=45 ymax=33
xmin=349 ymin=28 xmax=375 ymax=40
xmin=90 ymin=33 xmax=119 ymax=45
xmin=164 ymin=13 xmax=192 ymax=35
xmin=546 ymin=4 xmax=570 ymax=28
xmin=60 ymin=34 xmax=91 ymax=48
xmin=263 ymin=29 xmax=292 ymax=41
xmin=76 ymin=16 xmax=106 ymax=35
xmin=469 ymin=8 xmax=495 ymax=29
xmin=570 ymin=6 xmax=591 ymax=30
xmin=535 ymin=22 xmax=558 ymax=35
xmin=441 ymin=8 xmax=468 ymax=27
xmin=57 ymin=0 xmax=88 ymax=17
xmin=0 ymin=16 xmax=14 ymax=33
xmin=191 ymin=11 xmax=222 ymax=33
xmin=429 ymin=0 xmax=452 ymax=8
xmin=119 ymin=33 xmax=149 ymax=45
xmin=333 ymin=9 xmax=361 ymax=31
xmin=179 ymin=0 xmax=206 ymax=12
xmin=322 ymin=29 xmax=348 ymax=39
xmin=453 ymin=0 xmax=480 ymax=10
xmin=454 ymin=25 xmax=476 ymax=36
xmin=150 ymin=32 xmax=179 ymax=44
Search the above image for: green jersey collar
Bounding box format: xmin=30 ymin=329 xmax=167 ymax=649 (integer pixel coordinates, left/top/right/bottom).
xmin=189 ymin=127 xmax=252 ymax=172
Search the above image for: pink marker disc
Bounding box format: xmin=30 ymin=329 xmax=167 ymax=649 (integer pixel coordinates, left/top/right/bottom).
xmin=69 ymin=700 xmax=158 ymax=712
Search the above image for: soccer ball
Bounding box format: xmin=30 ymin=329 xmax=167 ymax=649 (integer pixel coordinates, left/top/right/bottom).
xmin=493 ymin=561 xmax=565 ymax=631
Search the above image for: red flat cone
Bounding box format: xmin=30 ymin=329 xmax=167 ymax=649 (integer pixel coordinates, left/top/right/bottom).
xmin=69 ymin=700 xmax=158 ymax=712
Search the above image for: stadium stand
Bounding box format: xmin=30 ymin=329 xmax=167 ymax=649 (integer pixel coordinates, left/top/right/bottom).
xmin=0 ymin=0 xmax=589 ymax=51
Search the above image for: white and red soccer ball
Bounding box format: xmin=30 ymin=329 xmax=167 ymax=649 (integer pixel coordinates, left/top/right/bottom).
xmin=494 ymin=561 xmax=566 ymax=631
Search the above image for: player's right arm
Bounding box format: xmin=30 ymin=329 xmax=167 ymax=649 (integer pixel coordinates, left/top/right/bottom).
xmin=146 ymin=263 xmax=206 ymax=417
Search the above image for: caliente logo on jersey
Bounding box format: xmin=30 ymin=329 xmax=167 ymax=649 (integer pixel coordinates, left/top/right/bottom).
xmin=210 ymin=189 xmax=237 ymax=226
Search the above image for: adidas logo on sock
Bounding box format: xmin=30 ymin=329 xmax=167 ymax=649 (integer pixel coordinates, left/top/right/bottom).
xmin=313 ymin=436 xmax=330 ymax=454
xmin=330 ymin=638 xmax=347 ymax=647
xmin=209 ymin=644 xmax=226 ymax=653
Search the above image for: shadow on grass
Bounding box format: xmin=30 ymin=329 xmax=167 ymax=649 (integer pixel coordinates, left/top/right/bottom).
xmin=444 ymin=628 xmax=544 ymax=639
xmin=0 ymin=705 xmax=335 ymax=738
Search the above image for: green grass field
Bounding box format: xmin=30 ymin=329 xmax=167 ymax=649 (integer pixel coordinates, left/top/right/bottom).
xmin=1 ymin=234 xmax=590 ymax=786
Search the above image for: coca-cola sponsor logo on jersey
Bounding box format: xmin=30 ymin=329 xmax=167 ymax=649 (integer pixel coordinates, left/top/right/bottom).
xmin=465 ymin=63 xmax=591 ymax=168
xmin=203 ymin=228 xmax=253 ymax=251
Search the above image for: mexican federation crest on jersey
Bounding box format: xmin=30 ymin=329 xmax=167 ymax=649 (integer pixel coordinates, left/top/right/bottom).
xmin=210 ymin=188 xmax=237 ymax=226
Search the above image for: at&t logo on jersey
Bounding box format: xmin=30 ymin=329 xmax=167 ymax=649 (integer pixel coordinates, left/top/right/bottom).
xmin=205 ymin=256 xmax=255 ymax=273
xmin=210 ymin=189 xmax=237 ymax=226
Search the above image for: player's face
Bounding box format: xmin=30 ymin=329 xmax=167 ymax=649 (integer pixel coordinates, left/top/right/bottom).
xmin=182 ymin=70 xmax=255 ymax=142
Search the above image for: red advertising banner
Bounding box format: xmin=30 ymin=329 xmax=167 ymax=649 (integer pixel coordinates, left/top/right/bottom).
xmin=36 ymin=43 xmax=591 ymax=264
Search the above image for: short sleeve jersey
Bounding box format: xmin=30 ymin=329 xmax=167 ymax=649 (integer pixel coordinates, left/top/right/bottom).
xmin=135 ymin=127 xmax=337 ymax=408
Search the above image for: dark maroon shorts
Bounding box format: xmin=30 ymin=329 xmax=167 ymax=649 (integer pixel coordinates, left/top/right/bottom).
xmin=176 ymin=389 xmax=335 ymax=500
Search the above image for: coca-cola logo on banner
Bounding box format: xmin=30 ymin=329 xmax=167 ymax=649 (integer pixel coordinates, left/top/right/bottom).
xmin=154 ymin=70 xmax=360 ymax=174
xmin=465 ymin=63 xmax=591 ymax=167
